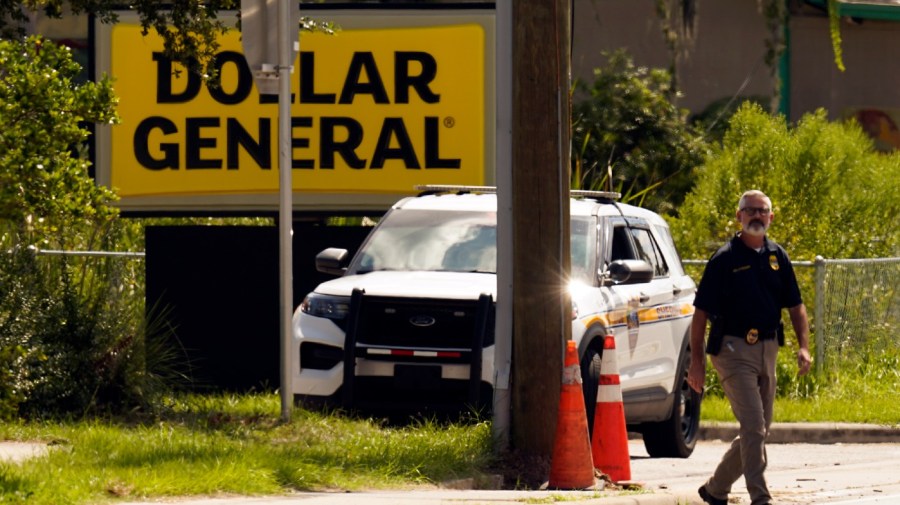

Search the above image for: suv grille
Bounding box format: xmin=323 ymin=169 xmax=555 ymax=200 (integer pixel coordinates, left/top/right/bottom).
xmin=341 ymin=290 xmax=493 ymax=412
xmin=352 ymin=295 xmax=495 ymax=355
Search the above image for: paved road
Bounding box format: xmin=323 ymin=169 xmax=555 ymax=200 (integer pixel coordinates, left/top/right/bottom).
xmin=631 ymin=439 xmax=900 ymax=504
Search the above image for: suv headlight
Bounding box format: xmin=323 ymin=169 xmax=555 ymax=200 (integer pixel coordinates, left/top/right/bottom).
xmin=300 ymin=293 xmax=351 ymax=320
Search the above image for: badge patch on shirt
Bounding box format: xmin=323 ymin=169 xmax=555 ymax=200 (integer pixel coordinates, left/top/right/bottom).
xmin=769 ymin=254 xmax=779 ymax=271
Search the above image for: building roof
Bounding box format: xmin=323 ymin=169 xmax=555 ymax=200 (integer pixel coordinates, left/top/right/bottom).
xmin=807 ymin=0 xmax=900 ymax=21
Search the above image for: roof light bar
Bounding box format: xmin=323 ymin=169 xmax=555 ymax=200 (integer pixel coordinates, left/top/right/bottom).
xmin=415 ymin=185 xmax=621 ymax=201
xmin=415 ymin=185 xmax=497 ymax=194
xmin=571 ymin=190 xmax=622 ymax=201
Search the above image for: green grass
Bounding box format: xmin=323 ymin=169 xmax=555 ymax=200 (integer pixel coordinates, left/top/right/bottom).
xmin=700 ymin=347 xmax=900 ymax=425
xmin=701 ymin=394 xmax=900 ymax=425
xmin=0 ymin=394 xmax=495 ymax=504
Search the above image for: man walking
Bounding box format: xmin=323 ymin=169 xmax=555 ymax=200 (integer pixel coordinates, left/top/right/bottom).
xmin=687 ymin=189 xmax=812 ymax=505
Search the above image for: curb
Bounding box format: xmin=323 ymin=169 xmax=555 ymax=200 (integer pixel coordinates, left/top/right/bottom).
xmin=577 ymin=493 xmax=697 ymax=505
xmin=700 ymin=421 xmax=900 ymax=444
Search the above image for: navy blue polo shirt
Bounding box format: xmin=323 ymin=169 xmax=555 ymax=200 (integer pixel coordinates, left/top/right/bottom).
xmin=694 ymin=234 xmax=803 ymax=334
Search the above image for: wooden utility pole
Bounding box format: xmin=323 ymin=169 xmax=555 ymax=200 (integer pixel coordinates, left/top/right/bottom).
xmin=511 ymin=0 xmax=572 ymax=461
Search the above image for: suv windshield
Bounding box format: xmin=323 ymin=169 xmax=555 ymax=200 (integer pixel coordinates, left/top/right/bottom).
xmin=351 ymin=209 xmax=498 ymax=274
xmin=570 ymin=215 xmax=596 ymax=284
xmin=349 ymin=208 xmax=596 ymax=283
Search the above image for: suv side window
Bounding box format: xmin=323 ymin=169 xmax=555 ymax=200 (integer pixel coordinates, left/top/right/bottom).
xmin=630 ymin=227 xmax=669 ymax=277
xmin=610 ymin=225 xmax=635 ymax=262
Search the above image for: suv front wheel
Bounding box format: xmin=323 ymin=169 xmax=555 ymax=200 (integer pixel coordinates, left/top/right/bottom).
xmin=640 ymin=345 xmax=701 ymax=458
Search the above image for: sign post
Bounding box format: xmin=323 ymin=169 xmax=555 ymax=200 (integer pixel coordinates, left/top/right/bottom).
xmin=276 ymin=0 xmax=293 ymax=423
xmin=241 ymin=0 xmax=299 ymax=421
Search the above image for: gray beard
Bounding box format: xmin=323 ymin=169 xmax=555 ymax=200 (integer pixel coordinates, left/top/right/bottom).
xmin=743 ymin=221 xmax=768 ymax=237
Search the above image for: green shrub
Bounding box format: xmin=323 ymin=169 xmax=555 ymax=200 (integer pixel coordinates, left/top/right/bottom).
xmin=0 ymin=220 xmax=178 ymax=419
xmin=675 ymin=102 xmax=900 ymax=401
xmin=571 ymin=49 xmax=709 ymax=214
xmin=0 ymin=35 xmax=184 ymax=419
xmin=670 ymin=102 xmax=900 ymax=261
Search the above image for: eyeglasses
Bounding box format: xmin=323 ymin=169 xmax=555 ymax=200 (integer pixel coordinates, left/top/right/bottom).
xmin=740 ymin=207 xmax=771 ymax=217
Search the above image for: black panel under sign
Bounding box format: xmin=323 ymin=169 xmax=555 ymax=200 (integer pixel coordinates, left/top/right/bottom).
xmin=146 ymin=226 xmax=278 ymax=391
xmin=146 ymin=223 xmax=372 ymax=391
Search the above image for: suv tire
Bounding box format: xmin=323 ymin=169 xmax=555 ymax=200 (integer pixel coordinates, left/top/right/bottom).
xmin=640 ymin=344 xmax=701 ymax=458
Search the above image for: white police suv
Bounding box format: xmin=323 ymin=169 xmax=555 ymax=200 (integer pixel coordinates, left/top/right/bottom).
xmin=292 ymin=185 xmax=700 ymax=457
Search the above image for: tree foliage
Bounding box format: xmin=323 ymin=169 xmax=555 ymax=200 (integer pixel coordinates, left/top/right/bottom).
xmin=571 ymin=50 xmax=708 ymax=215
xmin=670 ymin=102 xmax=900 ymax=261
xmin=0 ymin=37 xmax=158 ymax=419
xmin=1 ymin=0 xmax=238 ymax=80
xmin=0 ymin=36 xmax=118 ymax=225
xmin=690 ymin=94 xmax=770 ymax=144
xmin=1 ymin=0 xmax=337 ymax=82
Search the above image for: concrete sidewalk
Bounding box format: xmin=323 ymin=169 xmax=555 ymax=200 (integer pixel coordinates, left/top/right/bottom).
xmin=0 ymin=440 xmax=49 ymax=463
xmin=116 ymin=490 xmax=701 ymax=505
xmin=112 ymin=489 xmax=703 ymax=505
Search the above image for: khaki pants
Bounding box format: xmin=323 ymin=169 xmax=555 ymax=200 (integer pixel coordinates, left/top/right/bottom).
xmin=705 ymin=335 xmax=779 ymax=505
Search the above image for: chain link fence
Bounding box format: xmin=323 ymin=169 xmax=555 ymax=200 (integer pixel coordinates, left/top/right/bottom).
xmin=684 ymin=257 xmax=900 ymax=374
xmin=22 ymin=248 xmax=900 ymax=378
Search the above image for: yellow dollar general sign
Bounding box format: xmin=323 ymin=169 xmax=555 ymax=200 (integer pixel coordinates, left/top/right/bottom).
xmin=95 ymin=10 xmax=494 ymax=212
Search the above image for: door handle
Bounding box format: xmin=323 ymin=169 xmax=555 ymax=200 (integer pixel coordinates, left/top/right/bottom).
xmin=673 ymin=285 xmax=683 ymax=296
xmin=639 ymin=292 xmax=650 ymax=303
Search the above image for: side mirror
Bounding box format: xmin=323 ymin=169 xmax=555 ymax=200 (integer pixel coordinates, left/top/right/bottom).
xmin=607 ymin=259 xmax=654 ymax=285
xmin=315 ymin=248 xmax=349 ymax=276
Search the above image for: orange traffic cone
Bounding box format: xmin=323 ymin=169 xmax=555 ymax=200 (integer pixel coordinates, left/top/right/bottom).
xmin=591 ymin=334 xmax=632 ymax=483
xmin=548 ymin=340 xmax=596 ymax=490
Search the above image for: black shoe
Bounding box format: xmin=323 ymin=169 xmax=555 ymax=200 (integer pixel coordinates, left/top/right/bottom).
xmin=698 ymin=485 xmax=728 ymax=505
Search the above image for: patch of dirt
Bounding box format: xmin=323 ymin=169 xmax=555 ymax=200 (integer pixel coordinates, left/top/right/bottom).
xmin=489 ymin=449 xmax=551 ymax=489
